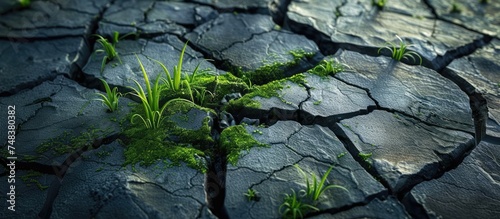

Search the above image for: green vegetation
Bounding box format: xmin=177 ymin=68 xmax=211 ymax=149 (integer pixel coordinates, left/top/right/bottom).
xmin=244 ymin=188 xmax=259 ymax=201
xmin=220 ymin=125 xmax=268 ymax=165
xmin=95 ymin=79 xmax=121 ymax=112
xmin=225 ymin=74 xmax=306 ymax=112
xmin=373 ymin=0 xmax=387 ymax=9
xmin=378 ymin=35 xmax=423 ymax=65
xmin=20 ymin=171 xmax=48 ymax=191
xmin=279 ymin=165 xmax=347 ymax=218
xmin=93 ymin=33 xmax=122 ymax=73
xmin=337 ymin=152 xmax=347 ymax=158
xmin=308 ymin=59 xmax=344 ymax=77
xmin=36 ymin=128 xmax=107 ymax=155
xmin=129 ymin=55 xmax=170 ymax=129
xmin=233 ymin=49 xmax=314 ymax=85
xmin=123 ymin=101 xmax=212 ymax=171
xmin=154 ymin=42 xmax=195 ymax=95
xmin=279 ymin=189 xmax=319 ymax=219
xmin=295 ymin=164 xmax=347 ymax=202
xmin=359 ymin=152 xmax=372 ymax=161
xmin=19 ymin=0 xmax=30 ymax=8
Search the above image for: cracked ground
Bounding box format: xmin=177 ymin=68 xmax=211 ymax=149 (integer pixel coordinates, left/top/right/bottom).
xmin=1 ymin=0 xmax=499 ymax=218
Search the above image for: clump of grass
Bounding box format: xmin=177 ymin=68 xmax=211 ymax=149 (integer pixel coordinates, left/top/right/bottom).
xmin=279 ymin=189 xmax=318 ymax=219
xmin=308 ymin=59 xmax=344 ymax=77
xmin=295 ymin=164 xmax=347 ymax=202
xmin=152 ymin=41 xmax=203 ymax=103
xmin=279 ymin=165 xmax=347 ymax=218
xmin=378 ymin=35 xmax=423 ymax=65
xmin=95 ymin=79 xmax=121 ymax=112
xmin=93 ymin=33 xmax=122 ymax=73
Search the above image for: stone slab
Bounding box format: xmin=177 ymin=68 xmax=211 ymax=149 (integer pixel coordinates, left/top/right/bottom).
xmin=338 ymin=110 xmax=475 ymax=192
xmin=405 ymin=141 xmax=500 ymax=219
xmin=334 ymin=50 xmax=474 ymax=133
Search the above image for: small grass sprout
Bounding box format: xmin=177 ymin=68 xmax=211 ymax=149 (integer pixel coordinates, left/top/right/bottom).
xmin=129 ymin=55 xmax=167 ymax=129
xmin=244 ymin=188 xmax=259 ymax=201
xmin=152 ymin=41 xmax=202 ymax=102
xmin=378 ymin=35 xmax=423 ymax=65
xmin=308 ymin=59 xmax=344 ymax=77
xmin=93 ymin=33 xmax=122 ymax=73
xmin=95 ymin=79 xmax=121 ymax=112
xmin=279 ymin=189 xmax=318 ymax=219
xmin=295 ymin=164 xmax=347 ymax=202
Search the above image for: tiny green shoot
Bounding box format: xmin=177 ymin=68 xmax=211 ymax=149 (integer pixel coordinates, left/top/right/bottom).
xmin=378 ymin=35 xmax=423 ymax=65
xmin=244 ymin=188 xmax=259 ymax=201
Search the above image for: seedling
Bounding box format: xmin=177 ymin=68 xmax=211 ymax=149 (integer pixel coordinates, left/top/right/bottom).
xmin=95 ymin=79 xmax=121 ymax=112
xmin=93 ymin=33 xmax=122 ymax=73
xmin=129 ymin=55 xmax=170 ymax=129
xmin=152 ymin=41 xmax=203 ymax=102
xmin=308 ymin=59 xmax=344 ymax=77
xmin=295 ymin=164 xmax=347 ymax=202
xmin=279 ymin=189 xmax=318 ymax=219
xmin=378 ymin=35 xmax=423 ymax=65
xmin=243 ymin=188 xmax=259 ymax=201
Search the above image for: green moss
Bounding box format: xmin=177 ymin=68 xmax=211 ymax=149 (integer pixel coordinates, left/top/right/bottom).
xmin=36 ymin=128 xmax=108 ymax=156
xmin=123 ymin=101 xmax=213 ymax=172
xmin=20 ymin=171 xmax=48 ymax=191
xmin=225 ymin=74 xmax=306 ymax=112
xmin=231 ymin=49 xmax=314 ymax=85
xmin=337 ymin=152 xmax=347 ymax=158
xmin=220 ymin=125 xmax=268 ymax=166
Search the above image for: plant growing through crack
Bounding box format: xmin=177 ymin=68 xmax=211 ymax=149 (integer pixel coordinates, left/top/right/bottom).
xmin=244 ymin=188 xmax=259 ymax=201
xmin=279 ymin=189 xmax=318 ymax=219
xmin=378 ymin=35 xmax=423 ymax=65
xmin=129 ymin=55 xmax=195 ymax=129
xmin=279 ymin=165 xmax=347 ymax=218
xmin=93 ymin=33 xmax=122 ymax=73
xmin=295 ymin=164 xmax=348 ymax=202
xmin=308 ymin=59 xmax=345 ymax=77
xmin=152 ymin=41 xmax=203 ymax=103
xmin=95 ymin=78 xmax=121 ymax=112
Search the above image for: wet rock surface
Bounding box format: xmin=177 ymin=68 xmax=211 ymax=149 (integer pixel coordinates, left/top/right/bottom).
xmin=0 ymin=0 xmax=498 ymax=219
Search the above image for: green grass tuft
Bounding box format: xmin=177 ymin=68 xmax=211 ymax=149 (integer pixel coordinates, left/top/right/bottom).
xmin=95 ymin=79 xmax=121 ymax=112
xmin=378 ymin=35 xmax=423 ymax=65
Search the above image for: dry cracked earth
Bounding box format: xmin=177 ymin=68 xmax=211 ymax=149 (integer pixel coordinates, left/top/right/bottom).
xmin=0 ymin=0 xmax=499 ymax=218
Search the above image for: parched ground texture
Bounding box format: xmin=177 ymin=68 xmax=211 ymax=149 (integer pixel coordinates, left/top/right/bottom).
xmin=0 ymin=0 xmax=499 ymax=218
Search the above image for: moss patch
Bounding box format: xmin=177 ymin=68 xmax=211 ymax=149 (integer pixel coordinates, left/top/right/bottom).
xmin=225 ymin=73 xmax=306 ymax=112
xmin=231 ymin=49 xmax=315 ymax=85
xmin=123 ymin=101 xmax=214 ymax=172
xmin=219 ymin=125 xmax=268 ymax=166
xmin=36 ymin=127 xmax=110 ymax=156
